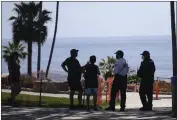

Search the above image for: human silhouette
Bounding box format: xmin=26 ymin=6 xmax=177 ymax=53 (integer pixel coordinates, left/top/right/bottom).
xmin=137 ymin=51 xmax=156 ymax=111
xmin=61 ymin=49 xmax=83 ymax=109
xmin=83 ymin=55 xmax=100 ymax=111
xmin=105 ymin=50 xmax=129 ymax=111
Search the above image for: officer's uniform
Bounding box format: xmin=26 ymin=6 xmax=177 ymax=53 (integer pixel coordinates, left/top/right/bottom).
xmin=137 ymin=51 xmax=156 ymax=110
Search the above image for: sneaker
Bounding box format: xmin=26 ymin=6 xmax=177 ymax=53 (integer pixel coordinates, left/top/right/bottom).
xmin=120 ymin=108 xmax=125 ymax=112
xmin=105 ymin=106 xmax=115 ymax=111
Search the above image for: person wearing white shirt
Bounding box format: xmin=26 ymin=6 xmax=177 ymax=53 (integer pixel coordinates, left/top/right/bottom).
xmin=105 ymin=50 xmax=129 ymax=112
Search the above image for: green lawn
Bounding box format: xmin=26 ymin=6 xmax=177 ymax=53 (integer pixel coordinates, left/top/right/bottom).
xmin=1 ymin=92 xmax=78 ymax=108
xmin=1 ymin=92 xmax=119 ymax=109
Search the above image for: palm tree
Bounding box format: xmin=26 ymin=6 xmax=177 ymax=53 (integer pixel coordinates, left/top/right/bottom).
xmin=2 ymin=41 xmax=27 ymax=64
xmin=99 ymin=56 xmax=117 ymax=80
xmin=37 ymin=1 xmax=42 ymax=79
xmin=9 ymin=2 xmax=51 ymax=76
xmin=46 ymin=1 xmax=59 ymax=78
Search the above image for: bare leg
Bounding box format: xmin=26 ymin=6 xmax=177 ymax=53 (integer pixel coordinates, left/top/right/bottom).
xmin=78 ymin=90 xmax=83 ymax=106
xmin=86 ymin=95 xmax=90 ymax=107
xmin=93 ymin=94 xmax=97 ymax=108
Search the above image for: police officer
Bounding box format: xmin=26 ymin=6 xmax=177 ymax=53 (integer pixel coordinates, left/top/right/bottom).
xmin=105 ymin=50 xmax=129 ymax=111
xmin=137 ymin=51 xmax=156 ymax=111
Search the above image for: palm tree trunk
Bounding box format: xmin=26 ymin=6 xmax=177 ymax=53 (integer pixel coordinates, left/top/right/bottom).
xmin=37 ymin=1 xmax=42 ymax=79
xmin=46 ymin=1 xmax=59 ymax=78
xmin=28 ymin=40 xmax=32 ymax=76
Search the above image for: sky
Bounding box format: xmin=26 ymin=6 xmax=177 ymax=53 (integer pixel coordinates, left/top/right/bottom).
xmin=1 ymin=2 xmax=175 ymax=40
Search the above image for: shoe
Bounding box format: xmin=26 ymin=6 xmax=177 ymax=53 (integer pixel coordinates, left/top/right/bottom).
xmin=139 ymin=107 xmax=149 ymax=111
xmin=105 ymin=106 xmax=115 ymax=111
xmin=120 ymin=108 xmax=125 ymax=112
xmin=93 ymin=107 xmax=99 ymax=111
xmin=146 ymin=107 xmax=152 ymax=111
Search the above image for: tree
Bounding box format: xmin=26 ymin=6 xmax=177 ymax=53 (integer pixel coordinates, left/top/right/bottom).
xmin=46 ymin=1 xmax=59 ymax=78
xmin=99 ymin=56 xmax=117 ymax=80
xmin=2 ymin=41 xmax=27 ymax=64
xmin=127 ymin=69 xmax=140 ymax=84
xmin=37 ymin=1 xmax=42 ymax=79
xmin=9 ymin=2 xmax=51 ymax=76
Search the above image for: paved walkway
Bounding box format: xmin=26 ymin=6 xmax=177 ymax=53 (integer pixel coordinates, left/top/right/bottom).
xmin=1 ymin=106 xmax=175 ymax=120
xmin=2 ymin=89 xmax=174 ymax=120
xmin=2 ymin=89 xmax=172 ymax=108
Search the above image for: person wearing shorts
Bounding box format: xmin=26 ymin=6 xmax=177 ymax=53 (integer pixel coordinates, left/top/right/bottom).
xmin=61 ymin=49 xmax=83 ymax=109
xmin=83 ymin=55 xmax=100 ymax=111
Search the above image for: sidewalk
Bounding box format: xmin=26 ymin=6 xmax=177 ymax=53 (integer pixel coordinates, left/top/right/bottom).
xmin=2 ymin=89 xmax=174 ymax=119
xmin=1 ymin=106 xmax=174 ymax=120
xmin=2 ymin=89 xmax=172 ymax=108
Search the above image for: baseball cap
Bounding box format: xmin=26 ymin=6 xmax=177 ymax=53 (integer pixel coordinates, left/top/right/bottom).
xmin=140 ymin=51 xmax=150 ymax=56
xmin=70 ymin=49 xmax=79 ymax=54
xmin=114 ymin=50 xmax=123 ymax=55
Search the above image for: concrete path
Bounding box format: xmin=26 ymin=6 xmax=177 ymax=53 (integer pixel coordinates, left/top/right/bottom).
xmin=1 ymin=106 xmax=175 ymax=120
xmin=2 ymin=89 xmax=174 ymax=120
xmin=2 ymin=89 xmax=172 ymax=108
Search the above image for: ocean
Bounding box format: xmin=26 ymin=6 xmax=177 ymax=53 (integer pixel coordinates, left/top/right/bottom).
xmin=2 ymin=36 xmax=173 ymax=81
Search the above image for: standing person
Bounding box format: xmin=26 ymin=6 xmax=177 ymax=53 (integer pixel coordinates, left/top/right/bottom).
xmin=8 ymin=52 xmax=21 ymax=107
xmin=137 ymin=51 xmax=156 ymax=111
xmin=105 ymin=50 xmax=129 ymax=111
xmin=61 ymin=49 xmax=83 ymax=109
xmin=83 ymin=55 xmax=101 ymax=111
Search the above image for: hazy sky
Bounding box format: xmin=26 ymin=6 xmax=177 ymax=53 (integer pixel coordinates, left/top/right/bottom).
xmin=2 ymin=2 xmax=174 ymax=40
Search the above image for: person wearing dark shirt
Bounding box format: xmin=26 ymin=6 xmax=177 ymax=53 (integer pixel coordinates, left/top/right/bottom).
xmin=61 ymin=49 xmax=83 ymax=109
xmin=137 ymin=51 xmax=156 ymax=111
xmin=83 ymin=55 xmax=100 ymax=111
xmin=8 ymin=52 xmax=21 ymax=106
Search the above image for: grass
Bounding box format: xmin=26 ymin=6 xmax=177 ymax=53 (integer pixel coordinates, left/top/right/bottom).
xmin=1 ymin=92 xmax=78 ymax=108
xmin=1 ymin=92 xmax=119 ymax=109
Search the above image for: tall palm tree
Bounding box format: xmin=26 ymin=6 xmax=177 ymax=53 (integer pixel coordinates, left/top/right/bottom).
xmin=46 ymin=1 xmax=59 ymax=78
xmin=37 ymin=1 xmax=42 ymax=79
xmin=2 ymin=41 xmax=27 ymax=65
xmin=9 ymin=2 xmax=51 ymax=76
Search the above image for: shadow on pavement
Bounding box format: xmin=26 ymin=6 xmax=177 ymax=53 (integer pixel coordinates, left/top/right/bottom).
xmin=1 ymin=106 xmax=175 ymax=120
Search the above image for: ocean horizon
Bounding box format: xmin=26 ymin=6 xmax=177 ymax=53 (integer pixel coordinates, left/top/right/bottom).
xmin=2 ymin=36 xmax=173 ymax=81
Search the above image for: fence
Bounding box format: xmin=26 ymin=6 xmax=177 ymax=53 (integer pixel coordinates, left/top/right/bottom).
xmin=1 ymin=71 xmax=172 ymax=108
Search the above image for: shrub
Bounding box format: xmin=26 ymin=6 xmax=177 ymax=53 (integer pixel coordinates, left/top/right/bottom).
xmin=20 ymin=74 xmax=37 ymax=88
